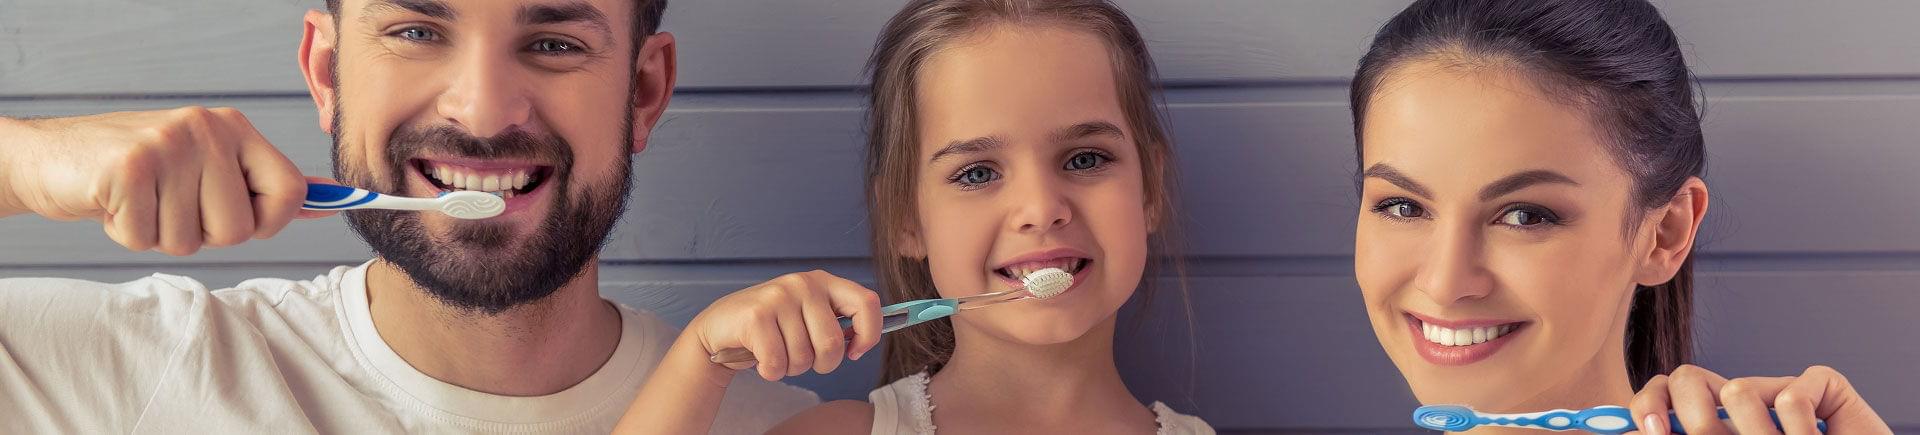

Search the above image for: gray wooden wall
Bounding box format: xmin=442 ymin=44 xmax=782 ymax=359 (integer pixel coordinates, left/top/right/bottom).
xmin=3 ymin=1 xmax=1916 ymax=433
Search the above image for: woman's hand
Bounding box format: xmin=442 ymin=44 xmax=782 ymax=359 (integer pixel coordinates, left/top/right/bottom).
xmin=1627 ymin=364 xmax=1891 ymax=435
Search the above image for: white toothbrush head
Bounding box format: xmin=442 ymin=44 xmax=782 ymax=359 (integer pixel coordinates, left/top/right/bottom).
xmin=435 ymin=191 xmax=506 ymax=219
xmin=1021 ymin=268 xmax=1074 ymax=299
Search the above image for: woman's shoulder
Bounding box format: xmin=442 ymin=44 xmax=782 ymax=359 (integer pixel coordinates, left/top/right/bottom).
xmin=768 ymin=400 xmax=875 ymax=435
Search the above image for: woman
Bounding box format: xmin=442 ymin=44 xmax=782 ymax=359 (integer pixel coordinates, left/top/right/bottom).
xmin=1346 ymin=1 xmax=1890 ymax=433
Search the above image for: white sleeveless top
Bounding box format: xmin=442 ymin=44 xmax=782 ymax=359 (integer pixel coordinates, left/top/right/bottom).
xmin=867 ymin=372 xmax=1215 ymax=435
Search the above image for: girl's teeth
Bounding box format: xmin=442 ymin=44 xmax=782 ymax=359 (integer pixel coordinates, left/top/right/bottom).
xmin=1422 ymin=322 xmax=1515 ymax=347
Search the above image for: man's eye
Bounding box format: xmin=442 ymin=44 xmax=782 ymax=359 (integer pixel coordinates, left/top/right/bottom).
xmin=529 ymin=39 xmax=581 ymax=54
xmin=394 ymin=27 xmax=439 ymax=42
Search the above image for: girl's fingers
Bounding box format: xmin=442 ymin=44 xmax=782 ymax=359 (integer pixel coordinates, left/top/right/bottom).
xmin=774 ymin=303 xmax=814 ymax=378
xmin=821 ymin=275 xmax=884 ymax=361
xmin=797 ymin=292 xmax=847 ymax=375
xmin=746 ymin=311 xmax=787 ymax=381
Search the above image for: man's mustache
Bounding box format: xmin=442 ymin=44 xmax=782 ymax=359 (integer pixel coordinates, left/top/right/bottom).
xmin=386 ymin=126 xmax=570 ymax=164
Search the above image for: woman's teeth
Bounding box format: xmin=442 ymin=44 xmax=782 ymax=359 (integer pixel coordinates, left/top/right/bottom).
xmin=429 ymin=164 xmax=534 ymax=198
xmin=1422 ymin=322 xmax=1516 ymax=347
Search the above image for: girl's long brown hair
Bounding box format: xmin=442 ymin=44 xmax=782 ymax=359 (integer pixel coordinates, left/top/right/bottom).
xmin=862 ymin=0 xmax=1188 ymax=385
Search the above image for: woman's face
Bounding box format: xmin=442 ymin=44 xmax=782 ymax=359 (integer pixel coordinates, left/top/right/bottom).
xmin=906 ymin=24 xmax=1150 ymax=345
xmin=1355 ymin=62 xmax=1661 ymax=410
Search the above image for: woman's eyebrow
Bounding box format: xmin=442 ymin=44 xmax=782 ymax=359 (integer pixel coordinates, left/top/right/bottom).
xmin=1479 ymin=170 xmax=1579 ymax=200
xmin=1361 ymin=163 xmax=1432 ymax=199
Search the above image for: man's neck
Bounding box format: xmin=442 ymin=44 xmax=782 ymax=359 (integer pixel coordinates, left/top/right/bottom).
xmin=365 ymin=258 xmax=623 ymax=396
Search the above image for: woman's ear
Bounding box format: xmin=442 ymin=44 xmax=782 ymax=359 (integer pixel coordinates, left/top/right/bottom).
xmin=1634 ymin=177 xmax=1710 ymax=286
xmin=298 ymin=10 xmax=339 ymax=134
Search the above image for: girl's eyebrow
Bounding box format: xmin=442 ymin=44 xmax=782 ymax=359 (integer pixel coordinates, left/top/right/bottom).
xmin=1052 ymin=120 xmax=1124 ymax=142
xmin=929 ymin=136 xmax=1004 ymax=164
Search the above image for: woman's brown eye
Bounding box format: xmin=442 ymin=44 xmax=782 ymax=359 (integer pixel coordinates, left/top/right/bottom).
xmin=1394 ymin=203 xmax=1424 ymax=218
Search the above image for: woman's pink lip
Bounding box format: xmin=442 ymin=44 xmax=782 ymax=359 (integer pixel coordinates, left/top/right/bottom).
xmin=1404 ymin=313 xmax=1527 ymax=366
xmin=1405 ymin=311 xmax=1526 ymax=329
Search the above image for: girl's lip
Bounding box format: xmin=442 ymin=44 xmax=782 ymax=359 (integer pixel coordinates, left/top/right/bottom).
xmin=992 ymin=247 xmax=1093 ymax=270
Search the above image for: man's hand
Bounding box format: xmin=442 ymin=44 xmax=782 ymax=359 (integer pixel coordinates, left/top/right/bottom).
xmin=1 ymin=107 xmax=322 ymax=255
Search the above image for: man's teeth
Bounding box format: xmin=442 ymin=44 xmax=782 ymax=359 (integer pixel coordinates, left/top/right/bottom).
xmin=1422 ymin=322 xmax=1515 ymax=347
xmin=1003 ymin=258 xmax=1082 ymax=279
xmin=429 ymin=164 xmax=532 ymax=197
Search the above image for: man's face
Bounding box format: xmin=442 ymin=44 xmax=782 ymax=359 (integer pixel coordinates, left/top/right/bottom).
xmin=318 ymin=0 xmax=649 ymax=313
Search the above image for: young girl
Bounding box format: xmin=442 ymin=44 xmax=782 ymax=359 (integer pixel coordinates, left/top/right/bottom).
xmin=1347 ymin=1 xmax=1888 ymax=433
xmin=617 ymin=0 xmax=1211 ymax=433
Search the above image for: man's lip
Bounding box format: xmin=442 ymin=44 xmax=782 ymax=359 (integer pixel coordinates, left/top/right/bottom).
xmin=411 ymin=156 xmax=554 ymax=171
xmin=991 ymin=247 xmax=1093 ymax=270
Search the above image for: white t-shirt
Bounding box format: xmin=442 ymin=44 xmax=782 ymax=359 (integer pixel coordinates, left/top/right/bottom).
xmin=0 ymin=261 xmax=818 ymax=434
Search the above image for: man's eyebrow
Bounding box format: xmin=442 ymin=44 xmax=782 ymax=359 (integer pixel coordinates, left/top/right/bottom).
xmin=928 ymin=136 xmax=1005 ymax=164
xmin=1360 ymin=163 xmax=1433 ymax=199
xmin=520 ymin=1 xmax=613 ymax=39
xmin=364 ymin=0 xmax=456 ymax=20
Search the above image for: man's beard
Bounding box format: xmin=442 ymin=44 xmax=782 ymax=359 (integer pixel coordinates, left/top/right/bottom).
xmin=330 ymin=117 xmax=633 ymax=315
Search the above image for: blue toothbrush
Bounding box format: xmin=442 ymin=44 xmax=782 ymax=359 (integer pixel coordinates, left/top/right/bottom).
xmin=302 ymin=182 xmax=505 ymax=219
xmin=1414 ymin=404 xmax=1825 ymax=434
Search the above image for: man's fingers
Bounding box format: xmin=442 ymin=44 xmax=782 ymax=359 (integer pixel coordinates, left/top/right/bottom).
xmin=199 ymin=153 xmax=255 ymax=248
xmin=238 ymin=134 xmax=307 ymax=238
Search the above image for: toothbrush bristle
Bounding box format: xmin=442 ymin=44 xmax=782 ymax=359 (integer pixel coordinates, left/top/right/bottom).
xmin=438 ymin=191 xmax=506 ymax=219
xmin=1021 ymin=268 xmax=1073 ymax=299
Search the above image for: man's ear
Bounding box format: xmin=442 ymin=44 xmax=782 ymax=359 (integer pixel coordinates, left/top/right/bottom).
xmin=630 ymin=32 xmax=678 ymax=155
xmin=1633 ymin=177 xmax=1710 ymax=286
xmin=299 ymin=10 xmax=340 ymax=135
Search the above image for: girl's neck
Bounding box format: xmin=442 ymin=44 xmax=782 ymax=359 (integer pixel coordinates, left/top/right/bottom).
xmin=926 ymin=315 xmax=1159 ymax=432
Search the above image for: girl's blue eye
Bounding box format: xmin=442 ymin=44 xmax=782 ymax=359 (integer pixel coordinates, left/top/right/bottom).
xmin=954 ymin=165 xmax=999 ymax=187
xmin=1065 ymin=151 xmax=1106 ymax=171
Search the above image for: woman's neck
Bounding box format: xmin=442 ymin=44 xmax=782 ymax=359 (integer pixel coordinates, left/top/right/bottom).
xmin=1450 ymin=336 xmax=1637 ymax=435
xmin=925 ymin=315 xmax=1159 ymax=433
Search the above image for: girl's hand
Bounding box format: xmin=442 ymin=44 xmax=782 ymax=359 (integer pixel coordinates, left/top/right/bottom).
xmin=684 ymin=270 xmax=885 ymax=381
xmin=1626 ymin=364 xmax=1891 ymax=435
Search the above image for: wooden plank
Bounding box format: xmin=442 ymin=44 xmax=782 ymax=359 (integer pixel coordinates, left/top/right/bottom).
xmin=5 ymin=89 xmax=1920 ymax=263
xmin=5 ymin=1 xmax=1919 ymax=96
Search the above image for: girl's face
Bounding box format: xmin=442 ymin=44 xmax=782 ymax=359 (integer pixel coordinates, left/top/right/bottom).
xmin=907 ymin=24 xmax=1150 ymax=345
xmin=1355 ymin=62 xmax=1662 ymax=410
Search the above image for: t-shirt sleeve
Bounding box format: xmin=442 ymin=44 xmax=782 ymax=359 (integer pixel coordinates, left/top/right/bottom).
xmin=709 ymin=372 xmax=823 ymax=435
xmin=0 ymin=275 xmax=212 ymax=434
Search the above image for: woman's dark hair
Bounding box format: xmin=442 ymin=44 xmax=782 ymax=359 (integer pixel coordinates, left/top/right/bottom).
xmin=1350 ymin=0 xmax=1704 ymax=387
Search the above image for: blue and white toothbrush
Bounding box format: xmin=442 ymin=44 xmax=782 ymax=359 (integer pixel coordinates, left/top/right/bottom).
xmin=1413 ymin=404 xmax=1825 ymax=434
xmin=707 ymin=267 xmax=1074 ymax=365
xmin=302 ymin=182 xmax=506 ymax=219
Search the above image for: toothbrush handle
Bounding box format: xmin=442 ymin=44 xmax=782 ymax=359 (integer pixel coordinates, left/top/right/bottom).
xmin=1665 ymin=408 xmax=1826 ymax=434
xmin=302 ymin=182 xmax=436 ymax=211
